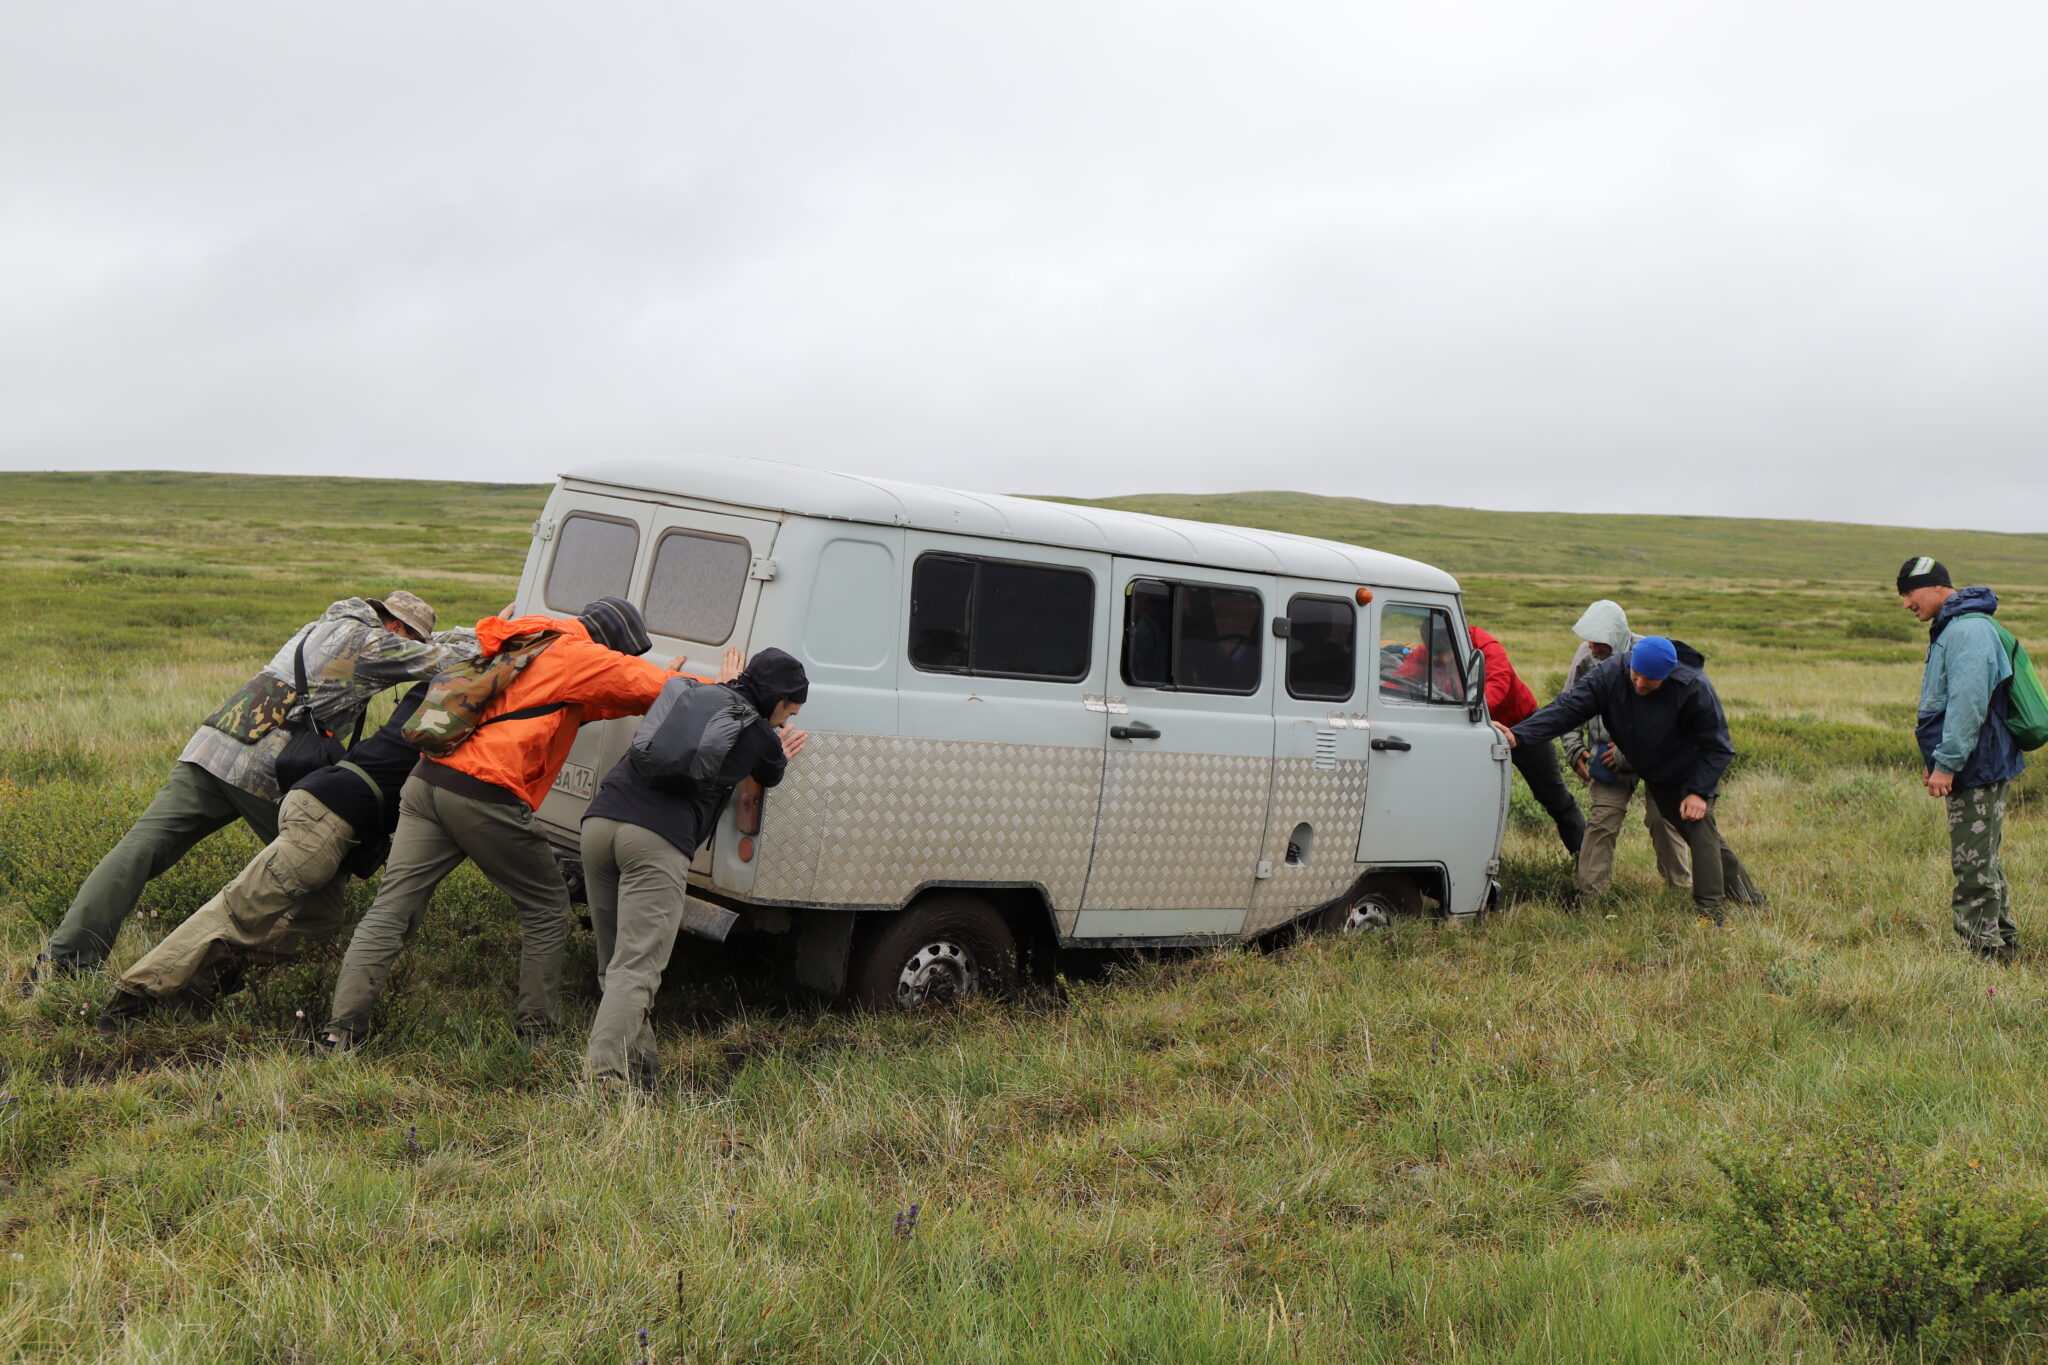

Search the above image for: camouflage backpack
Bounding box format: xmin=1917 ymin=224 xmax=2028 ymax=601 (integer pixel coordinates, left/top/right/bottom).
xmin=402 ymin=630 xmax=564 ymax=758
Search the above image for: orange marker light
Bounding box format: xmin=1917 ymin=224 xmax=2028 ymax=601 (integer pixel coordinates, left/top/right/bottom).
xmin=737 ymin=836 xmax=756 ymax=863
xmin=1355 ymin=587 xmax=1374 ymax=605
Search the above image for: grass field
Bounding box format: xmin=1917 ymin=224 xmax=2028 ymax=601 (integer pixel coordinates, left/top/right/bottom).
xmin=4 ymin=471 xmax=2048 ymax=1361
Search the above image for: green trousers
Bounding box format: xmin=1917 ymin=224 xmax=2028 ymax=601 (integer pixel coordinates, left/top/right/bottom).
xmin=580 ymin=817 xmax=695 ymax=1085
xmin=1947 ymin=780 xmax=2017 ymax=953
xmin=46 ymin=761 xmax=328 ymax=970
xmin=114 ymin=790 xmax=358 ymax=1005
xmin=324 ymin=776 xmax=569 ymax=1038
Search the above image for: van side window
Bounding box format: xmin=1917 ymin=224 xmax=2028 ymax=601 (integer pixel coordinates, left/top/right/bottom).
xmin=908 ymin=553 xmax=1094 ymax=681
xmin=1286 ymin=594 xmax=1355 ymax=701
xmin=544 ymin=514 xmax=640 ymax=615
xmin=1120 ymin=579 xmax=1263 ymax=695
xmin=1378 ymin=604 xmax=1467 ymax=705
xmin=643 ymin=529 xmax=753 ymax=643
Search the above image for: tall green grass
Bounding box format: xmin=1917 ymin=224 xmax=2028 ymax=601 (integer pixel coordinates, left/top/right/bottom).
xmin=3 ymin=473 xmax=2047 ymax=1361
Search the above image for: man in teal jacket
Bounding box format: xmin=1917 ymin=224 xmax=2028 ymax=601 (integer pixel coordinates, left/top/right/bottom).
xmin=1900 ymin=557 xmax=2025 ymax=962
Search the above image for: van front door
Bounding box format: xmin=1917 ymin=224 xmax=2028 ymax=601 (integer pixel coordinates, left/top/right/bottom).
xmin=1076 ymin=561 xmax=1277 ymax=939
xmin=1354 ymin=598 xmax=1510 ymax=915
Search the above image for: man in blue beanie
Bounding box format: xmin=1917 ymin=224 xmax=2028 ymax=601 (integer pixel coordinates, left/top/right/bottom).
xmin=1496 ymin=635 xmax=1764 ymax=925
xmin=1899 ymin=556 xmax=2023 ymax=963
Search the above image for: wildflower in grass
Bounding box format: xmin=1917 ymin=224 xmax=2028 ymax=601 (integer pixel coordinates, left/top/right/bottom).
xmin=636 ymin=1327 xmax=650 ymax=1364
xmin=893 ymin=1202 xmax=920 ymax=1240
xmin=405 ymin=1123 xmax=421 ymax=1158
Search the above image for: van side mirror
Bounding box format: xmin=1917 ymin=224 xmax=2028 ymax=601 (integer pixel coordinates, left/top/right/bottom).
xmin=1464 ymin=650 xmax=1487 ymax=724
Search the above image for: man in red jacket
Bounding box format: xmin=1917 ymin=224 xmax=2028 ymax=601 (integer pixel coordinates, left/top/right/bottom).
xmin=1470 ymin=626 xmax=1585 ymax=857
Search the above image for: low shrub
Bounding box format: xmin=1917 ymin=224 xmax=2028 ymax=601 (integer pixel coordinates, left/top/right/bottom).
xmin=1710 ymin=1129 xmax=2048 ymax=1359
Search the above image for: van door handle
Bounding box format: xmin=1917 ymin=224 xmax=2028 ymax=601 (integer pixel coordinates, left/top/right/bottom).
xmin=1111 ymin=722 xmax=1162 ymax=741
xmin=1370 ymin=736 xmax=1412 ymax=752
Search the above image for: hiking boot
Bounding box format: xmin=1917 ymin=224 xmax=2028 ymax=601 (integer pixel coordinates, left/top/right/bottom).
xmin=309 ymin=1028 xmax=358 ymax=1060
xmin=515 ymin=1024 xmax=558 ymax=1052
xmin=18 ymin=955 xmax=83 ymax=997
xmin=1974 ymin=942 xmax=2018 ymax=966
xmin=1694 ymin=911 xmax=1726 ymax=929
xmin=93 ymin=989 xmax=155 ymax=1038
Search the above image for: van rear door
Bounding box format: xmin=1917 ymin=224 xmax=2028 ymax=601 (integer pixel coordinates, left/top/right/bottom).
xmin=528 ymin=493 xmax=781 ymax=845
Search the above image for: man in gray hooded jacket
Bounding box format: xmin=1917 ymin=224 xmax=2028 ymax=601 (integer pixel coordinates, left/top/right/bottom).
xmin=1562 ymin=601 xmax=1691 ymax=900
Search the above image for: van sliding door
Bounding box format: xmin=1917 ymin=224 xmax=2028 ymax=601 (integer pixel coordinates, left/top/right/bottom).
xmin=1075 ymin=560 xmax=1277 ymax=939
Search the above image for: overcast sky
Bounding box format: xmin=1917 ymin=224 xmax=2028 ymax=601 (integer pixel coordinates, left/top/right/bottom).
xmin=4 ymin=2 xmax=2043 ymax=531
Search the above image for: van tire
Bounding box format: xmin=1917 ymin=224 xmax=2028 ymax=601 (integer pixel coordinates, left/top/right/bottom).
xmin=1321 ymin=874 xmax=1424 ymax=935
xmin=850 ymin=894 xmax=1018 ymax=1010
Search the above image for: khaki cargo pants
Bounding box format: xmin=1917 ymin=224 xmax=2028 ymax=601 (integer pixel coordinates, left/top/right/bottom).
xmin=324 ymin=776 xmax=569 ymax=1039
xmin=46 ymin=761 xmax=331 ymax=970
xmin=1578 ymin=776 xmax=1692 ymax=896
xmin=115 ymin=790 xmax=357 ymax=1004
xmin=1947 ymin=779 xmax=2017 ymax=954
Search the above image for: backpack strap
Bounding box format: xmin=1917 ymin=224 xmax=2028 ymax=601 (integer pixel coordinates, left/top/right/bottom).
xmin=480 ymin=702 xmax=568 ymax=728
xmin=334 ymin=760 xmax=385 ymax=824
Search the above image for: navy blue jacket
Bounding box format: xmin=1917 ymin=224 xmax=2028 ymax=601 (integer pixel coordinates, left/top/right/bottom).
xmin=1917 ymin=586 xmax=2024 ymax=790
xmin=1513 ymin=640 xmax=1736 ymax=798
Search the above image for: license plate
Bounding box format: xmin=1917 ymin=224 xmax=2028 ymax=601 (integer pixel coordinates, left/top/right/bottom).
xmin=551 ymin=761 xmax=596 ymax=800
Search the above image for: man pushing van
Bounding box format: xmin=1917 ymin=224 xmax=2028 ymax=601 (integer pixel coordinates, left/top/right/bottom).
xmin=96 ymin=677 xmax=455 ymax=1032
xmin=580 ymin=647 xmax=810 ymax=1091
xmin=31 ymin=592 xmax=472 ymax=984
xmin=1497 ymin=635 xmax=1765 ymax=926
xmin=315 ymin=598 xmax=727 ymax=1054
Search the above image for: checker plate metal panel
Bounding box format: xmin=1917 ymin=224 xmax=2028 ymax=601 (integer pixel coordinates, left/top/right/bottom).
xmin=750 ymin=733 xmax=1103 ymax=908
xmin=1081 ymin=749 xmax=1271 ymax=911
xmin=1243 ymin=756 xmax=1370 ymax=936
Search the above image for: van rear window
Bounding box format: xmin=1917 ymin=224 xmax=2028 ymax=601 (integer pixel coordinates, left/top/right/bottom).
xmin=643 ymin=529 xmax=753 ymax=643
xmin=1121 ymin=579 xmax=1263 ymax=695
xmin=909 ymin=554 xmax=1094 ymax=681
xmin=543 ymin=514 xmax=639 ymax=615
xmin=1286 ymin=595 xmax=1355 ymax=701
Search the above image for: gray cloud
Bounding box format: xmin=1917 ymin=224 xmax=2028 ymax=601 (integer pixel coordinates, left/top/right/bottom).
xmin=4 ymin=1 xmax=2044 ymax=530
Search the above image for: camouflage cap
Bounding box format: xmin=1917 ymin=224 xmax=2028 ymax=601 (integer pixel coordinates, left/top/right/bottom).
xmin=367 ymin=589 xmax=436 ymax=640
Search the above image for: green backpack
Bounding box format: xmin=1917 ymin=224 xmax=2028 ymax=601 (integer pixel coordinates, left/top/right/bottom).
xmin=1958 ymin=614 xmax=2048 ymax=752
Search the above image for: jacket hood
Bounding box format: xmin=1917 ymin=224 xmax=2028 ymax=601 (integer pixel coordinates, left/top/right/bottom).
xmin=475 ymin=613 xmax=592 ymax=657
xmin=326 ymin=598 xmax=384 ymax=629
xmin=728 ymin=647 xmax=809 ymax=715
xmin=1622 ymin=637 xmax=1707 ymax=677
xmin=1572 ymin=600 xmax=1633 ymax=652
xmin=1937 ymin=586 xmax=1999 ymax=625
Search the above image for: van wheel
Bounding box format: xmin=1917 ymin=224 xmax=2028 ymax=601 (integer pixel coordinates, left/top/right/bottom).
xmin=850 ymin=895 xmax=1017 ymax=1010
xmin=1322 ymin=874 xmax=1423 ymax=935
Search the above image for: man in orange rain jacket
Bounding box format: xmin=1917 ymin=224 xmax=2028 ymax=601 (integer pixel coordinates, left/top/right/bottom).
xmin=317 ymin=597 xmax=731 ymax=1054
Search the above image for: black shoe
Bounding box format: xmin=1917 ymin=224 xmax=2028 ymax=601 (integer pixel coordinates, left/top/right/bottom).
xmin=1974 ymin=943 xmax=2017 ymax=966
xmin=1694 ymin=911 xmax=1726 ymax=929
xmin=310 ymin=1028 xmax=358 ymax=1060
xmin=93 ymin=989 xmax=154 ymax=1038
xmin=515 ymin=1025 xmax=556 ymax=1052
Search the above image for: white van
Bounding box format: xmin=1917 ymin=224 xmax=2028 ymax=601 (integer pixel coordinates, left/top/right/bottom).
xmin=511 ymin=455 xmax=1510 ymax=1006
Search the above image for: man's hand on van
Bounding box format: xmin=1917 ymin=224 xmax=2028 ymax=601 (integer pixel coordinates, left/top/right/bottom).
xmin=1491 ymin=721 xmax=1518 ymax=749
xmin=780 ymin=728 xmax=807 ymax=759
xmin=719 ymin=646 xmax=745 ymax=683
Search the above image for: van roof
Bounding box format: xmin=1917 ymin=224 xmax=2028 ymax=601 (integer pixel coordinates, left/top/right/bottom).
xmin=564 ymin=455 xmax=1459 ymax=593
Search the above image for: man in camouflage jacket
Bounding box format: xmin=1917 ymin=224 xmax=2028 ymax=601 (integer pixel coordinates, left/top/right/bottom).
xmin=34 ymin=592 xmax=475 ymax=977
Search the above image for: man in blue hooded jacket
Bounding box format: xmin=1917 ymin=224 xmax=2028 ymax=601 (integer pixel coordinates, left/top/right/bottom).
xmin=1496 ymin=635 xmax=1764 ymax=925
xmin=1899 ymin=557 xmax=2024 ymax=962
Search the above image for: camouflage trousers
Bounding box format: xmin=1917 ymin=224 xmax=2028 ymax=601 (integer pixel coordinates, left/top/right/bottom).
xmin=1946 ymin=780 xmax=2017 ymax=953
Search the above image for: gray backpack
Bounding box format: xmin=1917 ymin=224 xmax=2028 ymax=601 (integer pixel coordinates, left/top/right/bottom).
xmin=627 ymin=678 xmax=758 ymax=794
